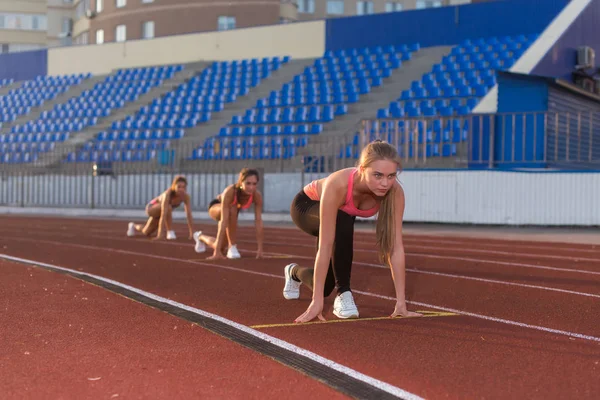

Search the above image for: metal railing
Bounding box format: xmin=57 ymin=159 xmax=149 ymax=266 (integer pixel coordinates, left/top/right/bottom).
xmin=2 ymin=110 xmax=599 ymax=210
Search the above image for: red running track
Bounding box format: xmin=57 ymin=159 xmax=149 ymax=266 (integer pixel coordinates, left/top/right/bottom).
xmin=0 ymin=215 xmax=599 ymax=399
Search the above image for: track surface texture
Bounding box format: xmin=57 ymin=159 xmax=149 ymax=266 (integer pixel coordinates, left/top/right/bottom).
xmin=1 ymin=215 xmax=599 ymax=400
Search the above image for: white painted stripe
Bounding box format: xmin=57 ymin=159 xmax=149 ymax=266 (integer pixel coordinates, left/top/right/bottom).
xmin=354 ymin=290 xmax=600 ymax=343
xmin=222 ymin=238 xmax=600 ymax=276
xmin=512 ymin=0 xmax=593 ymax=74
xmin=0 ymin=253 xmax=424 ymax=400
xmin=2 ymin=237 xmax=599 ymax=343
xmin=9 ymin=229 xmax=599 ymax=298
xmin=253 ymin=249 xmax=600 ymax=299
xmin=79 ymin=225 xmax=600 ymax=258
xmin=474 ymin=0 xmax=593 ymax=113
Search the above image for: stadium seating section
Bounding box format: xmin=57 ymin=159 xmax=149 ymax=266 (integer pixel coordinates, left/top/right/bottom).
xmin=0 ymin=34 xmax=540 ymax=164
xmin=66 ymin=57 xmax=289 ymax=163
xmin=190 ymin=44 xmax=419 ymax=161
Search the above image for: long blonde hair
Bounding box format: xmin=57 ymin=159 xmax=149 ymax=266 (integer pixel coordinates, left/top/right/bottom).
xmin=358 ymin=140 xmax=402 ymax=266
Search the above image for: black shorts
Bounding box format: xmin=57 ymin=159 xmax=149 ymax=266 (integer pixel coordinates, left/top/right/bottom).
xmin=209 ymin=198 xmax=221 ymax=209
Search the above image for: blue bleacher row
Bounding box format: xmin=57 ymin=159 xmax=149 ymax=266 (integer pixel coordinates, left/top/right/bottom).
xmin=13 ymin=119 xmax=97 ymax=134
xmin=21 ymin=73 xmax=91 ymax=88
xmin=96 ymin=128 xmax=184 ymax=141
xmin=0 ymin=78 xmax=14 ymax=87
xmin=230 ymin=104 xmax=348 ymax=125
xmin=106 ymin=65 xmax=184 ymax=82
xmin=1 ymin=142 xmax=56 ymax=153
xmin=0 ymin=152 xmax=39 ymax=164
xmin=380 ymin=97 xmax=481 ymax=118
xmin=67 ymin=149 xmax=161 ymax=163
xmin=190 ymin=136 xmax=309 ymax=161
xmin=112 ymin=113 xmax=208 ymax=129
xmin=0 ymin=132 xmax=69 ymax=143
xmin=219 ymin=123 xmax=324 ymax=137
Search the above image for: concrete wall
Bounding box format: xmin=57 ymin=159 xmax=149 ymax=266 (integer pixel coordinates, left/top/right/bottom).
xmin=47 ymin=20 xmax=325 ymax=75
xmin=2 ymin=170 xmax=600 ymax=226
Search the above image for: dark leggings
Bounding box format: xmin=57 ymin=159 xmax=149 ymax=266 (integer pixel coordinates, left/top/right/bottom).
xmin=289 ymin=190 xmax=355 ymax=297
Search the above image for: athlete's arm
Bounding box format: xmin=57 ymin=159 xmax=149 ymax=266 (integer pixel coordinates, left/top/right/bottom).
xmin=295 ymin=172 xmax=346 ymax=323
xmin=253 ymin=191 xmax=264 ymax=258
xmin=388 ymin=183 xmax=421 ymax=318
xmin=183 ymin=194 xmax=194 ymax=239
xmin=213 ymin=186 xmax=234 ymax=257
xmin=156 ymin=191 xmax=170 ymax=239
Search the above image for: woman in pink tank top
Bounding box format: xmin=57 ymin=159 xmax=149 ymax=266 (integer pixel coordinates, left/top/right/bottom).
xmin=282 ymin=140 xmax=422 ymax=323
xmin=194 ymin=168 xmax=265 ymax=260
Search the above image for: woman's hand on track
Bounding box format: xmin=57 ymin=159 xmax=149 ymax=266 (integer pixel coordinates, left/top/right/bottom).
xmin=207 ymin=252 xmax=226 ymax=260
xmin=295 ymin=300 xmax=325 ymax=323
xmin=390 ymin=302 xmax=422 ymax=318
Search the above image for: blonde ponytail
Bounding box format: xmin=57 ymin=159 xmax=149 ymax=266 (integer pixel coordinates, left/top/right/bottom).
xmin=376 ymin=185 xmax=396 ymax=266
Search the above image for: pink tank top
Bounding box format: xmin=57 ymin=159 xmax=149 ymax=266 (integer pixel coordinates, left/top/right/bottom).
xmin=303 ymin=169 xmax=380 ymax=218
xmin=231 ymin=187 xmax=253 ymax=210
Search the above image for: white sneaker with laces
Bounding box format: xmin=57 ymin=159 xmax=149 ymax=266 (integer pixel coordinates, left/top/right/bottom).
xmin=333 ymin=291 xmax=359 ymax=319
xmin=283 ymin=263 xmax=301 ymax=300
xmin=166 ymin=230 xmax=177 ymax=240
xmin=227 ymin=244 xmax=241 ymax=259
xmin=192 ymin=231 xmax=206 ymax=253
xmin=126 ymin=222 xmax=135 ymax=237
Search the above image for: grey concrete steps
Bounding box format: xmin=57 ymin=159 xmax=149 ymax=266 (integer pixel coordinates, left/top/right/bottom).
xmin=178 ymin=58 xmax=317 ymax=146
xmin=0 ymin=75 xmax=107 ymax=135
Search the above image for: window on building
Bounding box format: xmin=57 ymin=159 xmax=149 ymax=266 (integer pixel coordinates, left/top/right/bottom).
xmin=76 ymin=0 xmax=91 ymax=19
xmin=298 ymin=0 xmax=315 ymax=13
xmin=385 ymin=2 xmax=403 ymax=12
xmin=96 ymin=0 xmax=104 ymax=13
xmin=0 ymin=13 xmax=48 ymax=31
xmin=356 ymin=1 xmax=374 ymax=15
xmin=116 ymin=0 xmax=126 ymax=8
xmin=142 ymin=0 xmax=154 ymax=3
xmin=327 ymin=0 xmax=344 ymax=15
xmin=61 ymin=17 xmax=72 ymax=34
xmin=115 ymin=24 xmax=126 ymax=41
xmin=96 ymin=29 xmax=104 ymax=44
xmin=75 ymin=32 xmax=89 ymax=45
xmin=416 ymin=0 xmax=442 ymax=9
xmin=142 ymin=21 xmax=154 ymax=39
xmin=217 ymin=16 xmax=235 ymax=31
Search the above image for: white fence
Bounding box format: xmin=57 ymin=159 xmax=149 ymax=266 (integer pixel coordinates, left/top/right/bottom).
xmin=1 ymin=170 xmax=599 ymax=226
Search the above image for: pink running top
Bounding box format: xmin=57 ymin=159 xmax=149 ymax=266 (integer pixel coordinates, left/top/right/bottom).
xmin=303 ymin=168 xmax=380 ymax=218
xmin=231 ymin=186 xmax=253 ymax=210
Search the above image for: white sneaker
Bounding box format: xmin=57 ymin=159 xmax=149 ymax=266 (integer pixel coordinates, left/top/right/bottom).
xmin=227 ymin=244 xmax=241 ymax=259
xmin=333 ymin=291 xmax=359 ymax=319
xmin=126 ymin=222 xmax=135 ymax=237
xmin=193 ymin=231 xmax=206 ymax=253
xmin=283 ymin=263 xmax=301 ymax=300
xmin=166 ymin=230 xmax=177 ymax=240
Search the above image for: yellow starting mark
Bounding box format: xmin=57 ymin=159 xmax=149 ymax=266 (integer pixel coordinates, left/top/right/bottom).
xmin=260 ymin=254 xmax=294 ymax=259
xmin=250 ymin=310 xmax=458 ymax=329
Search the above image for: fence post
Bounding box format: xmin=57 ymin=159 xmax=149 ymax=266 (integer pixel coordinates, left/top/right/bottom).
xmin=19 ymin=170 xmax=25 ymax=208
xmin=90 ymin=164 xmax=96 ymax=209
xmin=488 ymin=114 xmax=495 ymax=169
